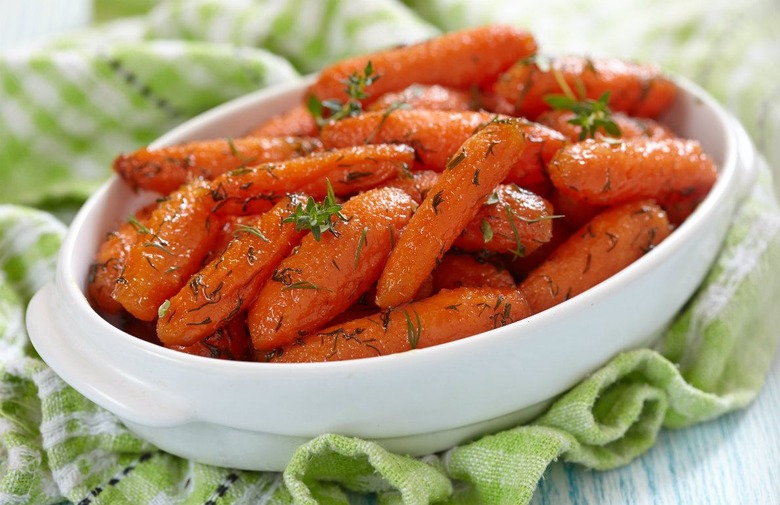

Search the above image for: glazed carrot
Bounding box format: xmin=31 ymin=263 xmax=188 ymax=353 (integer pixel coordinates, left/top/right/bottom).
xmin=248 ymin=187 xmax=416 ymax=351
xmin=320 ymin=109 xmax=495 ymax=171
xmin=309 ymin=25 xmax=537 ymax=105
xmin=547 ymin=138 xmax=718 ymax=206
xmin=87 ymin=203 xmax=155 ymax=314
xmin=113 ymin=136 xmax=322 ymax=194
xmin=431 ymin=253 xmax=515 ymax=292
xmin=157 ymin=195 xmax=307 ymax=347
xmin=375 ymin=119 xmax=527 ymax=308
xmin=508 ymin=217 xmax=572 ymax=278
xmin=367 ymin=84 xmax=475 ymax=112
xmin=454 ymin=183 xmax=554 ymax=256
xmin=246 ymin=105 xmax=319 ymax=138
xmin=493 ymin=55 xmax=678 ymax=120
xmin=112 ymin=179 xmax=224 ymax=321
xmin=519 ymin=200 xmax=670 ymax=313
xmin=383 ymin=170 xmax=440 ymax=204
xmin=265 ymin=287 xmax=531 ymax=362
xmin=537 ymin=109 xmax=675 ymax=143
xmin=548 ymin=189 xmax=604 ymax=231
xmin=167 ymin=316 xmax=252 ymax=360
xmin=209 ymin=144 xmax=415 ymax=216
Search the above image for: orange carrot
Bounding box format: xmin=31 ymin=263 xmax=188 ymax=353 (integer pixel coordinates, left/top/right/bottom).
xmin=114 ymin=136 xmax=322 ymax=194
xmin=501 ymin=119 xmax=568 ymax=188
xmin=493 ymin=55 xmax=678 ymax=120
xmin=156 ymin=195 xmax=308 ymax=347
xmin=367 ymin=84 xmax=475 ymax=112
xmin=431 ymin=253 xmax=515 ymax=292
xmin=537 ymin=109 xmax=675 ymax=143
xmin=508 ymin=217 xmax=572 ymax=278
xmin=454 ymin=183 xmax=554 ymax=256
xmin=375 ymin=119 xmax=527 ymax=308
xmin=547 ymin=138 xmax=718 ymax=206
xmin=519 ymin=200 xmax=670 ymax=313
xmin=265 ymin=287 xmax=531 ymax=362
xmin=112 ymin=179 xmax=224 ymax=321
xmin=209 ymin=143 xmax=415 ymax=216
xmin=246 ymin=105 xmax=319 ymax=138
xmin=248 ymin=187 xmax=416 ymax=351
xmin=309 ymin=25 xmax=537 ymax=105
xmin=87 ymin=203 xmax=155 ymax=314
xmin=167 ymin=316 xmax=252 ymax=360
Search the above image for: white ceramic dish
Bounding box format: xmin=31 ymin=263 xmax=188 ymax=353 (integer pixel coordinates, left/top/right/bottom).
xmin=27 ymin=75 xmax=757 ymax=471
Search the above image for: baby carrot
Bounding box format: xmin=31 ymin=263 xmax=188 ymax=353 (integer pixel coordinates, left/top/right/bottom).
xmin=156 ymin=195 xmax=307 ymax=347
xmin=112 ymin=179 xmax=224 ymax=321
xmin=87 ymin=203 xmax=155 ymax=314
xmin=246 ymin=104 xmax=319 ymax=138
xmin=209 ymin=143 xmax=415 ymax=216
xmin=308 ymin=25 xmax=537 ymax=105
xmin=493 ymin=55 xmax=678 ymax=120
xmin=367 ymin=84 xmax=475 ymax=112
xmin=375 ymin=119 xmax=527 ymax=308
xmin=431 ymin=253 xmax=516 ymax=292
xmin=248 ymin=187 xmax=416 ymax=351
xmin=519 ymin=199 xmax=670 ymax=313
xmin=547 ymin=138 xmax=718 ymax=206
xmin=537 ymin=109 xmax=675 ymax=143
xmin=265 ymin=287 xmax=531 ymax=363
xmin=114 ymin=136 xmax=322 ymax=194
xmin=502 ymin=120 xmax=568 ymax=188
xmin=454 ymin=183 xmax=555 ymax=256
xmin=383 ymin=170 xmax=440 ymax=204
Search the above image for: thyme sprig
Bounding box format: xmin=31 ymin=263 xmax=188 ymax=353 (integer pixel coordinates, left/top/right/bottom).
xmin=307 ymin=61 xmax=378 ymax=126
xmin=544 ymin=91 xmax=621 ymax=141
xmin=282 ymin=180 xmax=347 ymax=241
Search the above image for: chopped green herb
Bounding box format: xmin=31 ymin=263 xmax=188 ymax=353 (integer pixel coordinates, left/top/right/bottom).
xmin=157 ymin=299 xmax=171 ymax=318
xmin=283 ymin=180 xmax=347 ymax=241
xmin=307 ymin=61 xmax=379 ymax=126
xmin=544 ymin=91 xmax=621 ymax=140
xmin=480 ymin=219 xmax=494 ymax=243
xmin=233 ymin=224 xmax=270 ymax=242
xmin=404 ymin=309 xmax=422 ymax=349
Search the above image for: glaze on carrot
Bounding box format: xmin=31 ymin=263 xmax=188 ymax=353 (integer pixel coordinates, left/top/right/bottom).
xmin=265 ymin=287 xmax=531 ymax=362
xmin=248 ymin=187 xmax=416 ymax=351
xmin=167 ymin=316 xmax=252 ymax=360
xmin=519 ymin=200 xmax=670 ymax=313
xmin=247 ymin=105 xmax=319 ymax=138
xmin=431 ymin=253 xmax=516 ymax=292
xmin=537 ymin=109 xmax=675 ymax=143
xmin=112 ymin=179 xmax=224 ymax=321
xmin=547 ymin=138 xmax=718 ymax=206
xmin=375 ymin=119 xmax=527 ymax=308
xmin=308 ymin=25 xmax=537 ymax=105
xmin=157 ymin=195 xmax=307 ymax=347
xmin=367 ymin=84 xmax=475 ymax=112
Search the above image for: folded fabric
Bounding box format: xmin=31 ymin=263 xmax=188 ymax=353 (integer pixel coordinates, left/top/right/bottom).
xmin=0 ymin=0 xmax=779 ymax=504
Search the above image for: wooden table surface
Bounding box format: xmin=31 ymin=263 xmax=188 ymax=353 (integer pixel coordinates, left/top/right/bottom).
xmin=531 ymin=350 xmax=780 ymax=504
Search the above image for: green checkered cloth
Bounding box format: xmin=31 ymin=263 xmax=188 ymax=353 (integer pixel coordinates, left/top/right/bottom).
xmin=1 ymin=1 xmax=779 ymax=504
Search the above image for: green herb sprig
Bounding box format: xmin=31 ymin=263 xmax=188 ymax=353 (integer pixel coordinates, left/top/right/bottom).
xmin=307 ymin=61 xmax=378 ymax=126
xmin=544 ymin=91 xmax=621 ymax=141
xmin=283 ymin=180 xmax=347 ymax=241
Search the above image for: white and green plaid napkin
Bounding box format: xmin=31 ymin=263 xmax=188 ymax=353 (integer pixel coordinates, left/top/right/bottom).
xmin=1 ymin=1 xmax=779 ymax=504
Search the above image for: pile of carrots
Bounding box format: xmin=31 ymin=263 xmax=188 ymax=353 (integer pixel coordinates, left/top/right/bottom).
xmin=87 ymin=25 xmax=718 ymax=363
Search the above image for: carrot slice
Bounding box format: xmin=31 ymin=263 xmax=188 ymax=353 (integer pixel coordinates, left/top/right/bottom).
xmin=112 ymin=179 xmax=224 ymax=321
xmin=375 ymin=119 xmax=528 ymax=308
xmin=308 ymin=25 xmax=537 ymax=105
xmin=114 ymin=136 xmax=322 ymax=194
xmin=265 ymin=287 xmax=531 ymax=362
xmin=87 ymin=203 xmax=155 ymax=314
xmin=210 ymin=144 xmax=414 ymax=216
xmin=157 ymin=195 xmax=308 ymax=347
xmin=246 ymin=105 xmax=319 ymax=138
xmin=431 ymin=253 xmax=516 ymax=292
xmin=519 ymin=199 xmax=670 ymax=313
xmin=367 ymin=84 xmax=475 ymax=112
xmin=493 ymin=55 xmax=678 ymax=120
xmin=547 ymin=138 xmax=718 ymax=206
xmin=454 ymin=183 xmax=554 ymax=256
xmin=248 ymin=187 xmax=416 ymax=351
